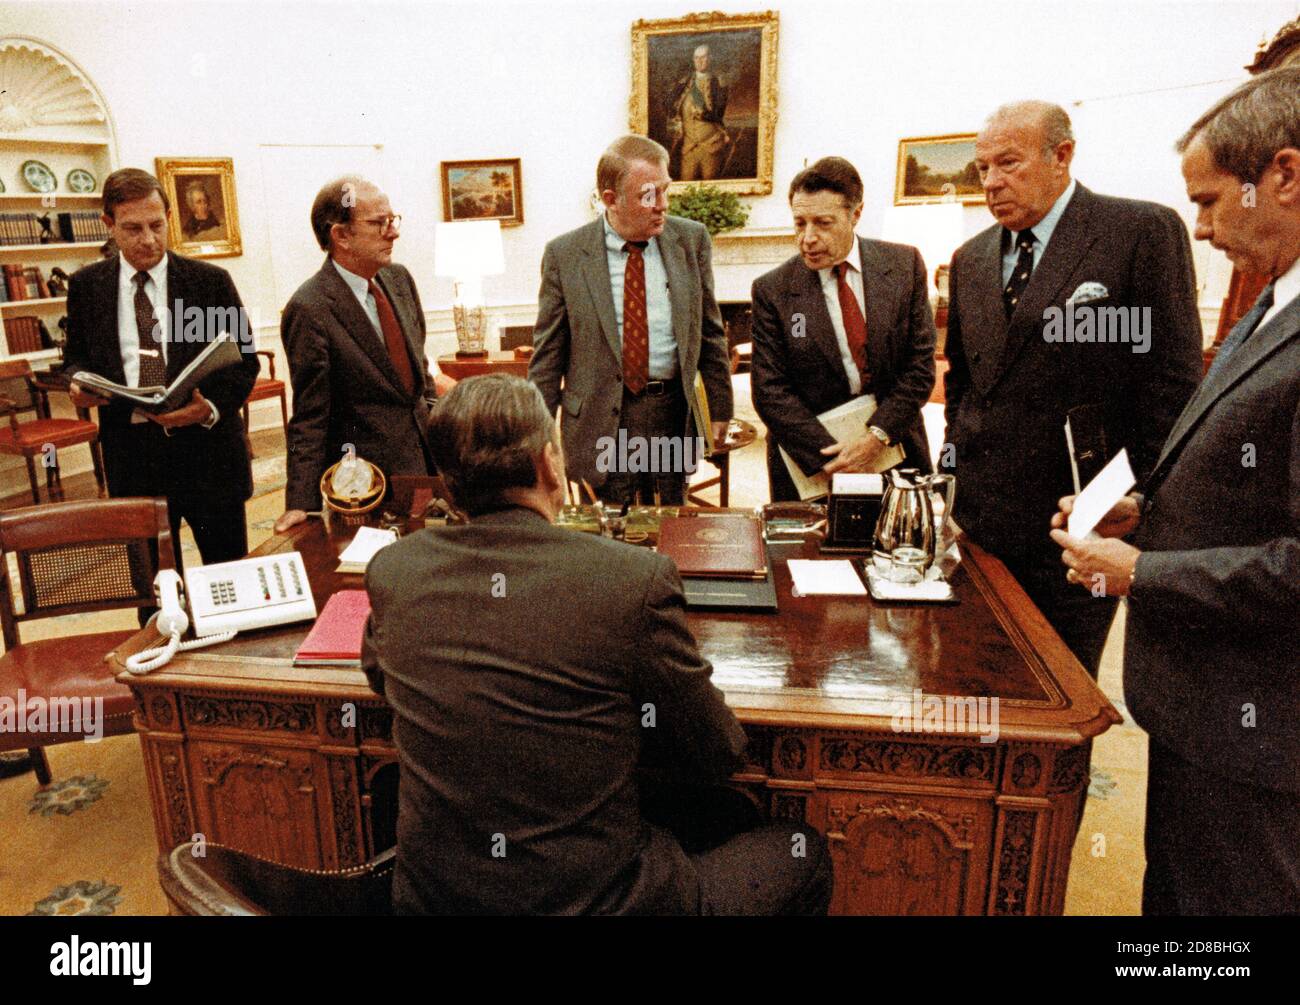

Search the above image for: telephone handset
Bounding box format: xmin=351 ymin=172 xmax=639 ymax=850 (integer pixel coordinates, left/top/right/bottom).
xmin=125 ymin=553 xmax=318 ymax=674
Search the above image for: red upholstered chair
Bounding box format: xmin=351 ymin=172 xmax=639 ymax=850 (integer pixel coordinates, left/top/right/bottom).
xmin=0 ymin=497 xmax=174 ymax=786
xmin=0 ymin=359 xmax=105 ymax=505
xmin=242 ymin=350 xmax=288 ymax=456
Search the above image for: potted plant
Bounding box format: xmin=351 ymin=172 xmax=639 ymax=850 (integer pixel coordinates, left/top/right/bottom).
xmin=667 ymin=184 xmax=749 ymax=235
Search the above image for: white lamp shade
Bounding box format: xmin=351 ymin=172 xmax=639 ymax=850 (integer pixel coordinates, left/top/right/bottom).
xmin=880 ymin=203 xmax=964 ymax=291
xmin=434 ymin=219 xmax=505 ymax=280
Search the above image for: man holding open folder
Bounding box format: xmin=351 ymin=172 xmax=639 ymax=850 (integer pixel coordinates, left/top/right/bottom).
xmin=751 ymin=157 xmax=936 ymax=502
xmin=65 ymin=167 xmax=258 ymax=566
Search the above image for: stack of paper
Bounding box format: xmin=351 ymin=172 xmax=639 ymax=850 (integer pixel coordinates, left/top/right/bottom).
xmin=336 ymin=526 xmax=398 ymax=574
xmin=788 ymin=559 xmax=867 ymax=597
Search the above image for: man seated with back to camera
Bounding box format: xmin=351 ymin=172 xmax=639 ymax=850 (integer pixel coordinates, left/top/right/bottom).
xmin=362 ymin=373 xmax=833 ymax=915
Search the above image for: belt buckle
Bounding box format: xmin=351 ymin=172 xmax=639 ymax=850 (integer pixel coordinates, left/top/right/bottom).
xmin=645 ymin=380 xmax=666 ymax=396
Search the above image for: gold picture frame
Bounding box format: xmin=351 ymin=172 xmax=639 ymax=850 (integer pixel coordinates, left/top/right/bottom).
xmin=894 ymin=134 xmax=984 ymax=206
xmin=440 ymin=158 xmax=524 ymax=227
xmin=155 ymin=157 xmax=242 ymax=258
xmin=630 ymin=10 xmax=779 ymax=196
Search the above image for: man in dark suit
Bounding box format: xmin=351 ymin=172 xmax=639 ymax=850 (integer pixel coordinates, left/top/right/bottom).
xmin=529 ymin=134 xmax=733 ymax=506
xmin=65 ymin=167 xmax=258 ymax=565
xmin=1051 ymin=67 xmax=1300 ymax=914
xmin=752 ymin=157 xmax=937 ymax=502
xmin=944 ymin=101 xmax=1202 ymax=674
xmin=275 ymin=177 xmax=444 ymax=532
xmin=363 ymin=373 xmax=832 ymax=915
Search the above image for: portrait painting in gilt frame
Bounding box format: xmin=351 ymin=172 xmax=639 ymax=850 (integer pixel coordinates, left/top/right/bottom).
xmin=440 ymin=158 xmax=524 ymax=228
xmin=630 ymin=10 xmax=779 ymax=196
xmin=154 ymin=157 xmax=242 ymax=258
xmin=894 ymin=134 xmax=984 ymax=206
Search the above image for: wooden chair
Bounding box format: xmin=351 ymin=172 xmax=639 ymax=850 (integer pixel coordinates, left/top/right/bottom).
xmin=241 ymin=350 xmax=288 ymax=456
xmin=158 ymin=841 xmax=395 ymax=915
xmin=0 ymin=497 xmax=174 ymax=786
xmin=0 ymin=359 xmax=105 ymax=505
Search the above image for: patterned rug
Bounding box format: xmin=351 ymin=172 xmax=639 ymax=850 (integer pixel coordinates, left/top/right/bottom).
xmin=0 ymin=399 xmax=1148 ymax=915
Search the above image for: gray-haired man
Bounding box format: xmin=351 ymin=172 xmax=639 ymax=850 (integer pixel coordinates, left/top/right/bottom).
xmin=363 ymin=373 xmax=832 ymax=915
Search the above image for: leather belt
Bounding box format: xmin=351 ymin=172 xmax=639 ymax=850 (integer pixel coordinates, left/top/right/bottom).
xmin=630 ymin=379 xmax=671 ymax=396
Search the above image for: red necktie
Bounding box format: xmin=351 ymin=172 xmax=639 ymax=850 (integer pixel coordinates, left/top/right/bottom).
xmin=622 ymin=242 xmax=649 ymax=394
xmin=834 ymin=261 xmax=869 ymax=383
xmin=369 ymin=279 xmax=415 ymax=396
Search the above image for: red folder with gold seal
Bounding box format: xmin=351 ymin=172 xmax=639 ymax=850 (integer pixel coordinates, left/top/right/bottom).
xmin=656 ymin=514 xmax=767 ymax=579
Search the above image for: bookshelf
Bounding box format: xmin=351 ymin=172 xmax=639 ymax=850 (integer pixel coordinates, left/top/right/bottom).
xmin=0 ymin=36 xmax=117 ymax=361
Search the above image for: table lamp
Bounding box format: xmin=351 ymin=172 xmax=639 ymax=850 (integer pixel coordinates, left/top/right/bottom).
xmin=434 ymin=219 xmax=505 ymax=358
xmin=880 ymin=202 xmax=964 ymax=299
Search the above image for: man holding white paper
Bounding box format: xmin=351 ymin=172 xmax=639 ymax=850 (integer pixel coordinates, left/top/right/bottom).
xmin=1051 ymin=67 xmax=1300 ymax=915
xmin=752 ymin=157 xmax=936 ymax=501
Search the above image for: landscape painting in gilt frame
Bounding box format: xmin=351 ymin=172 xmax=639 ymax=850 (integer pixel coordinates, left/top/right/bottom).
xmin=440 ymin=158 xmax=524 ymax=228
xmin=154 ymin=157 xmax=242 ymax=258
xmin=894 ymin=134 xmax=984 ymax=205
xmin=630 ymin=10 xmax=779 ymax=196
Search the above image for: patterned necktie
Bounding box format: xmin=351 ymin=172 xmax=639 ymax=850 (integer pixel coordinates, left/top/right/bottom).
xmin=834 ymin=261 xmax=869 ymax=384
xmin=368 ymin=279 xmax=415 ymax=396
xmin=622 ymin=241 xmax=649 ymax=394
xmin=134 ymin=271 xmax=168 ymax=387
xmin=1003 ymin=228 xmax=1037 ymax=318
xmin=1205 ymin=282 xmax=1276 ymax=381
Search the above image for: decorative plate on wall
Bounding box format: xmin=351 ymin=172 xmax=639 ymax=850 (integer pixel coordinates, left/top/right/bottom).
xmin=21 ymin=160 xmax=56 ymax=193
xmin=66 ymin=168 xmax=96 ymax=193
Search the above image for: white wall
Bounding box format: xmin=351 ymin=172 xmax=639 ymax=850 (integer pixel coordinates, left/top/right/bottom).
xmin=1 ymin=0 xmax=1294 ymax=489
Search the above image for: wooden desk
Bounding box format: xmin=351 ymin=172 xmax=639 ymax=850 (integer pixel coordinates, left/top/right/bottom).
xmin=116 ymin=518 xmax=1118 ymax=915
xmin=436 ymin=351 xmax=530 ymax=380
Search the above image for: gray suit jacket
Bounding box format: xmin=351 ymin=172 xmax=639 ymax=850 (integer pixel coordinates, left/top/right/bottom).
xmin=943 ymin=183 xmax=1203 ymax=563
xmin=528 ymin=216 xmax=734 ymax=487
xmin=281 ymin=258 xmax=436 ymax=511
xmin=1126 ymin=288 xmax=1300 ymax=794
xmin=362 ymin=507 xmax=746 ymax=914
xmin=751 ymin=238 xmax=936 ymax=501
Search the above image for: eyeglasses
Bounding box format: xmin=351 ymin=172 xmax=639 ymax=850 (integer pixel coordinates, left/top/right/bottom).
xmin=355 ymin=214 xmax=402 ymax=233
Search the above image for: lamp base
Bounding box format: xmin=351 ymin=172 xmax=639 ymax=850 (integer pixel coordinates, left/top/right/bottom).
xmin=454 ymin=349 xmax=490 ymax=359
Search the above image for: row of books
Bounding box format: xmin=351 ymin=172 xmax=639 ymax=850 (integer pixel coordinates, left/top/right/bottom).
xmin=4 ymin=315 xmax=52 ymax=354
xmin=2 ymin=263 xmax=58 ymax=302
xmin=0 ymin=211 xmax=110 ymax=247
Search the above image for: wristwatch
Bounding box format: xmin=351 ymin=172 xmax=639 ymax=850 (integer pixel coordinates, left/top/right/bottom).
xmin=868 ymin=425 xmax=892 ymax=446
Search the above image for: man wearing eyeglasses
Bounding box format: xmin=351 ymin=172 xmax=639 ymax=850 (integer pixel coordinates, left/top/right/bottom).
xmin=276 ymin=176 xmax=448 ymax=531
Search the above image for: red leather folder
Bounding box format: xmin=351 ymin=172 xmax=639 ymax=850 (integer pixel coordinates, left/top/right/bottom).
xmin=293 ymin=590 xmax=372 ymax=666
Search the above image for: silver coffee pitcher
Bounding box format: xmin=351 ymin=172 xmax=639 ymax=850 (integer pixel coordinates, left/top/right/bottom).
xmin=872 ymin=468 xmax=957 ymax=577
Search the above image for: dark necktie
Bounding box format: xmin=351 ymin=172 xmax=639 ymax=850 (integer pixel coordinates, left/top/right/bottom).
xmin=368 ymin=279 xmax=415 ymax=396
xmin=834 ymin=261 xmax=869 ymax=385
xmin=134 ymin=271 xmax=168 ymax=387
xmin=1003 ymin=228 xmax=1037 ymax=318
xmin=622 ymin=241 xmax=649 ymax=394
xmin=1205 ymin=282 xmax=1276 ymax=381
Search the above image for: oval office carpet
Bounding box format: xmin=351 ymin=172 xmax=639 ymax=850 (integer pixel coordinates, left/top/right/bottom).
xmin=0 ymin=385 xmax=1148 ymax=915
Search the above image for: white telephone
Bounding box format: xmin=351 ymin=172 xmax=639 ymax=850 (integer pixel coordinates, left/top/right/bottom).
xmin=125 ymin=553 xmax=318 ymax=674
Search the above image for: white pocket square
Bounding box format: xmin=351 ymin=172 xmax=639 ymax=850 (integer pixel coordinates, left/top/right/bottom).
xmin=1067 ymin=281 xmax=1109 ymax=305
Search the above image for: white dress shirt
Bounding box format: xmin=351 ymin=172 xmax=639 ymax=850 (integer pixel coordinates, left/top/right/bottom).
xmin=817 ymin=238 xmax=867 ymax=395
xmin=116 ymin=253 xmax=217 ymax=427
xmin=603 ymin=214 xmax=676 ymax=379
xmin=1259 ymin=254 xmax=1300 ymax=333
xmin=331 ymin=259 xmax=443 ymax=383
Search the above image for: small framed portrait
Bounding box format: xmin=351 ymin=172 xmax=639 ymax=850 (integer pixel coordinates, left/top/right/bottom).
xmin=630 ymin=10 xmax=779 ymax=196
xmin=440 ymin=158 xmax=524 ymax=228
xmin=894 ymin=134 xmax=984 ymax=205
xmin=154 ymin=157 xmax=242 ymax=257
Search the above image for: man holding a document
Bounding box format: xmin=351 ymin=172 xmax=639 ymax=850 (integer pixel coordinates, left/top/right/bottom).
xmin=64 ymin=168 xmax=259 ymax=566
xmin=751 ymin=157 xmax=936 ymax=502
xmin=1051 ymin=68 xmax=1300 ymax=914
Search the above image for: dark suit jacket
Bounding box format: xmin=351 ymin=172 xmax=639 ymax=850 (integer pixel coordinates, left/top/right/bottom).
xmin=528 ymin=216 xmax=734 ymax=487
xmin=1126 ymin=289 xmax=1300 ymax=794
xmin=943 ymin=183 xmax=1203 ymax=563
xmin=62 ymin=252 xmax=258 ymax=501
xmin=751 ymin=238 xmax=936 ymax=502
xmin=362 ymin=506 xmax=746 ymax=915
xmin=281 ymin=259 xmax=436 ymax=511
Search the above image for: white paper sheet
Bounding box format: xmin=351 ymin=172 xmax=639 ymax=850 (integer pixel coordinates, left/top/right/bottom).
xmin=1067 ymin=448 xmax=1136 ymax=539
xmin=788 ymin=559 xmax=867 ymax=597
xmin=336 ymin=526 xmax=398 ymax=571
